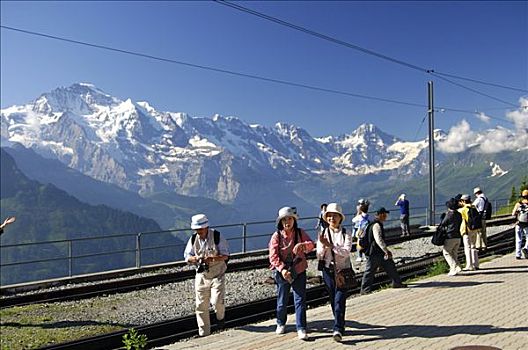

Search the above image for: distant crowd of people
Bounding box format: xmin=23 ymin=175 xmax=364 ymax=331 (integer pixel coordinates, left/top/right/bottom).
xmin=180 ymin=185 xmax=527 ymax=341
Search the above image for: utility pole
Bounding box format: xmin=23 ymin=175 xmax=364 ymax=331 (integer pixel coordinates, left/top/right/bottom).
xmin=428 ymin=81 xmax=436 ymax=225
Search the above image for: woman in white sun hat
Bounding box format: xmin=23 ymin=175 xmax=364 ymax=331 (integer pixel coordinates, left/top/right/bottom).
xmin=316 ymin=203 xmax=353 ymax=342
xmin=269 ymin=206 xmax=314 ymax=340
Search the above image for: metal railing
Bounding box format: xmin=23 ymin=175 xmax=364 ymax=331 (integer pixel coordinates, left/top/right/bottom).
xmin=0 ymin=198 xmax=515 ymax=286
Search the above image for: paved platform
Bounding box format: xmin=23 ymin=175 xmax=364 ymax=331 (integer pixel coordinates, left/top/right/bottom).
xmin=156 ymin=253 xmax=528 ymax=350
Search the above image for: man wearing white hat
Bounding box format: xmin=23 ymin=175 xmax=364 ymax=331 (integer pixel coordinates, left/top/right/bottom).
xmin=184 ymin=214 xmax=230 ymax=336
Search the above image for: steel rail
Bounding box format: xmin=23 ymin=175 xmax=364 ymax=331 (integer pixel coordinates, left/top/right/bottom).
xmin=36 ymin=228 xmax=515 ymax=350
xmin=1 ymin=216 xmax=514 ymax=308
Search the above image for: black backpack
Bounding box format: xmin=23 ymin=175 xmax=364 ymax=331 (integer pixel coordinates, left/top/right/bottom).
xmin=467 ymin=206 xmax=483 ymax=230
xmin=431 ymin=224 xmax=447 ymax=246
xmin=483 ymin=199 xmax=492 ymax=220
xmin=191 ymin=229 xmax=228 ymax=263
xmin=356 ymin=222 xmax=375 ymax=255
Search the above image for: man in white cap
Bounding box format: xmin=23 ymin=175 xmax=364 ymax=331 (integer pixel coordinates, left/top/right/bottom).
xmin=472 ymin=187 xmax=488 ymax=250
xmin=395 ymin=194 xmax=411 ymax=237
xmin=184 ymin=214 xmax=230 ymax=336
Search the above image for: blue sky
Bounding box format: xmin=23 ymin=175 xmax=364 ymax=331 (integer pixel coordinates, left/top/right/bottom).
xmin=1 ymin=1 xmax=526 ymax=140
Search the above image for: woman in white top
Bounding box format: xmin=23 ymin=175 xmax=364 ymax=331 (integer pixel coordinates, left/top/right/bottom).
xmin=316 ymin=203 xmax=353 ymax=342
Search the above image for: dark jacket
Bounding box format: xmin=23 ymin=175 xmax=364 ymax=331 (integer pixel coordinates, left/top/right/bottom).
xmin=440 ymin=209 xmax=462 ymax=239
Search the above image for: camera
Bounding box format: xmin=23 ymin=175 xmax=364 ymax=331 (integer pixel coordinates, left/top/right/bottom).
xmin=196 ymin=259 xmax=209 ymax=273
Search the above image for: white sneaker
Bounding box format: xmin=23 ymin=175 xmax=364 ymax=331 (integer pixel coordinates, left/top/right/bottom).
xmin=333 ymin=330 xmax=342 ymax=342
xmin=447 ymin=270 xmax=458 ymax=276
xmin=276 ymin=324 xmax=285 ymax=335
xmin=455 ymin=266 xmax=462 ymax=273
xmin=297 ymin=329 xmax=308 ymax=340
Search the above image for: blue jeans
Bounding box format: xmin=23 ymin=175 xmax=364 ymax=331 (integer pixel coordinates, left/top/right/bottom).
xmin=273 ymin=269 xmax=307 ymax=331
xmin=515 ymin=225 xmax=528 ymax=257
xmin=322 ymin=268 xmax=347 ymax=334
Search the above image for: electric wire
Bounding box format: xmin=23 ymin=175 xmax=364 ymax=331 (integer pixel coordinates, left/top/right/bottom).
xmin=1 ymin=25 xmax=516 ymax=125
xmin=430 ymin=72 xmax=518 ymax=108
xmin=214 ymin=0 xmax=430 ymax=73
xmin=0 ymin=25 xmax=426 ymax=109
xmin=432 ymin=71 xmax=528 ymax=93
xmin=215 ymin=0 xmax=524 ymax=105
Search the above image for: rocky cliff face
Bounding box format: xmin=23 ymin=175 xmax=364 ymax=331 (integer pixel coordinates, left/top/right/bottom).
xmin=1 ymin=83 xmax=521 ymax=209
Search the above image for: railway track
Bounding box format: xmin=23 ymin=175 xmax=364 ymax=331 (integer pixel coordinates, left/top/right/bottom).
xmin=1 ymin=215 xmax=514 ymax=308
xmin=35 ymin=226 xmax=515 ymax=350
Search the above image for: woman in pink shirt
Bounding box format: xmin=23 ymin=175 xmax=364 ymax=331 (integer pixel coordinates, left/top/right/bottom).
xmin=269 ymin=206 xmax=315 ymax=340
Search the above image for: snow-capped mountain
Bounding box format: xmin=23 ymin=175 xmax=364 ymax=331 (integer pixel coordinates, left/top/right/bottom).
xmin=0 ymin=83 xmax=440 ymax=204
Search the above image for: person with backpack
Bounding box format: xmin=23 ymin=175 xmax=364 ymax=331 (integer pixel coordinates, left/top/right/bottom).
xmin=351 ymin=198 xmax=372 ymax=263
xmin=511 ymin=189 xmax=528 ymax=260
xmin=315 ymin=203 xmax=329 ymax=233
xmin=458 ymin=194 xmax=480 ymax=270
xmin=360 ymin=207 xmax=406 ymax=295
xmin=472 ymin=187 xmax=490 ymax=250
xmin=183 ymin=214 xmax=230 ymax=337
xmin=269 ymin=206 xmax=315 ymax=340
xmin=316 ymin=202 xmax=353 ymax=342
xmin=439 ymin=198 xmax=463 ymax=276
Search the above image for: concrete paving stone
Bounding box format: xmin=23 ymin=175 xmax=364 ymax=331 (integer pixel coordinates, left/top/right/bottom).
xmin=156 ymin=253 xmax=527 ymax=350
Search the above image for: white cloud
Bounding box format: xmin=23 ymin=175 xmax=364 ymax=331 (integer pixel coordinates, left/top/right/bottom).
xmin=476 ymin=112 xmax=491 ymax=123
xmin=437 ymin=120 xmax=476 ymax=153
xmin=438 ymin=96 xmax=528 ymax=154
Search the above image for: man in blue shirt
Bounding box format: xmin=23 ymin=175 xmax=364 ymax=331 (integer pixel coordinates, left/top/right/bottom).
xmin=395 ymin=194 xmax=411 ymax=237
xmin=352 ymin=199 xmax=372 ymax=263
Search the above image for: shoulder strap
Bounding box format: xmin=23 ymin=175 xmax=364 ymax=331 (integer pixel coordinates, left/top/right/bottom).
xmin=191 ymin=233 xmax=197 ymax=245
xmin=213 ymin=229 xmax=220 ymax=245
xmin=341 ymin=227 xmax=346 ymax=240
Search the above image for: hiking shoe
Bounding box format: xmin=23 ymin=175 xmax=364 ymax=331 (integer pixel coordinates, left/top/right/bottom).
xmin=217 ymin=319 xmax=225 ymax=330
xmin=297 ymin=329 xmax=308 ymax=340
xmin=332 ymin=330 xmax=342 ymax=342
xmin=516 ymin=256 xmax=522 ymax=260
xmin=275 ymin=325 xmax=285 ymax=335
xmin=522 ymin=248 xmax=528 ymax=259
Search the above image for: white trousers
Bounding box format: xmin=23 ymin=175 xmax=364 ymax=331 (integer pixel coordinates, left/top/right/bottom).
xmin=443 ymin=238 xmax=461 ymax=272
xmin=463 ymin=231 xmax=479 ymax=269
xmin=195 ymin=272 xmax=225 ymax=336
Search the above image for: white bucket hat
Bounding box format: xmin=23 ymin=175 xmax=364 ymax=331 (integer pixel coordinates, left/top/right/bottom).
xmin=473 ymin=187 xmax=482 ymax=194
xmin=276 ymin=206 xmax=298 ymax=224
xmin=324 ymin=202 xmax=345 ymax=223
xmin=190 ymin=214 xmax=209 ymax=230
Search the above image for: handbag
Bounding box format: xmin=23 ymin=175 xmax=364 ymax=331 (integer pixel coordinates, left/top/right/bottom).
xmin=334 ymin=266 xmax=357 ymax=289
xmin=326 ymin=228 xmax=358 ymax=290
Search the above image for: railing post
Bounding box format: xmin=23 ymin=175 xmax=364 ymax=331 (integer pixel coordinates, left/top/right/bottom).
xmin=493 ymin=199 xmax=497 ymax=217
xmin=136 ymin=233 xmax=142 ymax=269
xmin=242 ymin=223 xmax=247 ymax=253
xmin=68 ymin=240 xmax=73 ymax=278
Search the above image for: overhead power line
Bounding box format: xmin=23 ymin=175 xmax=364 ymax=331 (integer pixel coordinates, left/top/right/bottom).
xmin=215 ymin=0 xmax=525 ymax=104
xmin=0 ymin=25 xmax=426 ymax=109
xmin=214 ymin=0 xmax=430 ymax=73
xmin=432 ymin=71 xmax=528 ymax=93
xmin=430 ymin=72 xmax=518 ymax=108
xmin=0 ymin=25 xmax=516 ymax=125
